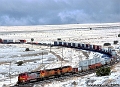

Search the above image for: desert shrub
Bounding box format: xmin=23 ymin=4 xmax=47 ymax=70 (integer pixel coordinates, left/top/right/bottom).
xmin=103 ymin=43 xmax=111 ymax=46
xmin=90 ymin=28 xmax=92 ymax=30
xmin=72 ymin=81 xmax=77 ymax=85
xmin=118 ymin=34 xmax=120 ymax=37
xmin=113 ymin=40 xmax=118 ymax=44
xmin=31 ymin=38 xmax=34 ymax=42
xmin=57 ymin=38 xmax=61 ymax=40
xmin=16 ymin=61 xmax=24 ymax=66
xmin=96 ymin=67 xmax=111 ymax=76
xmin=25 ymin=48 xmax=30 ymax=51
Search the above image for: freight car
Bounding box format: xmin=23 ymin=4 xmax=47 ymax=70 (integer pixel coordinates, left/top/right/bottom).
xmin=53 ymin=41 xmax=116 ymax=58
xmin=0 ymin=39 xmax=27 ymax=44
xmin=89 ymin=63 xmax=102 ymax=70
xmin=79 ymin=55 xmax=114 ymax=72
xmin=17 ymin=66 xmax=75 ymax=84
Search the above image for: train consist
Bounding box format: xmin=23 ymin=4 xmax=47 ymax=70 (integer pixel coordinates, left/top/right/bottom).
xmin=17 ymin=56 xmax=114 ymax=84
xmin=53 ymin=41 xmax=117 ymax=71
xmin=16 ymin=41 xmax=117 ymax=84
xmin=78 ymin=53 xmax=113 ymax=71
xmin=53 ymin=41 xmax=117 ymax=58
xmin=0 ymin=38 xmax=26 ymax=44
xmin=17 ymin=66 xmax=77 ymax=84
xmin=0 ymin=38 xmax=118 ymax=85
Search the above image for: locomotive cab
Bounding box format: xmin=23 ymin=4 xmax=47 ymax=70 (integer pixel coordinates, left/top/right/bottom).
xmin=18 ymin=73 xmax=28 ymax=83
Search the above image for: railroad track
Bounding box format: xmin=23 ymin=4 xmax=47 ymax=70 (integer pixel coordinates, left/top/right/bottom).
xmin=10 ymin=43 xmax=120 ymax=87
xmin=10 ymin=59 xmax=120 ymax=87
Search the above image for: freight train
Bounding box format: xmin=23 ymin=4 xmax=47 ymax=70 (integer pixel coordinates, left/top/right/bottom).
xmin=52 ymin=41 xmax=117 ymax=70
xmin=17 ymin=56 xmax=113 ymax=85
xmin=53 ymin=41 xmax=117 ymax=58
xmin=0 ymin=38 xmax=117 ymax=58
xmin=16 ymin=41 xmax=117 ymax=84
xmin=0 ymin=38 xmax=117 ymax=84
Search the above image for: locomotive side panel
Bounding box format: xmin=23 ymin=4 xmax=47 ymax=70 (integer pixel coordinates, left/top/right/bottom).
xmin=61 ymin=66 xmax=72 ymax=74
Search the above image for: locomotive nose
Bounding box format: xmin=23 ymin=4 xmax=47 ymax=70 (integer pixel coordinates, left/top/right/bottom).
xmin=18 ymin=73 xmax=28 ymax=83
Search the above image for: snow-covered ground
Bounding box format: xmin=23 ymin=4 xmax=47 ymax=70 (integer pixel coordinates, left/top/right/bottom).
xmin=0 ymin=23 xmax=120 ymax=87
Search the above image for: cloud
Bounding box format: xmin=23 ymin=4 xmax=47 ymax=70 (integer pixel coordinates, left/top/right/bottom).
xmin=0 ymin=0 xmax=120 ymax=25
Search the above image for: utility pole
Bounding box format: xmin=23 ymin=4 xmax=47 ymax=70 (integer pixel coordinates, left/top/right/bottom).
xmin=42 ymin=52 xmax=43 ymax=64
xmin=31 ymin=38 xmax=34 ymax=48
xmin=50 ymin=41 xmax=51 ymax=52
xmin=41 ymin=52 xmax=45 ymax=70
xmin=61 ymin=47 xmax=63 ymax=68
xmin=71 ymin=48 xmax=72 ymax=63
xmin=9 ymin=61 xmax=11 ymax=84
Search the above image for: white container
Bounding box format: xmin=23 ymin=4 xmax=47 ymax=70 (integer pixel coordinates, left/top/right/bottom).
xmin=88 ymin=59 xmax=91 ymax=65
xmin=79 ymin=60 xmax=88 ymax=66
xmin=100 ymin=58 xmax=105 ymax=65
xmin=111 ymin=50 xmax=117 ymax=57
xmin=105 ymin=58 xmax=111 ymax=64
xmin=8 ymin=39 xmax=14 ymax=42
xmin=15 ymin=40 xmax=20 ymax=43
xmin=95 ymin=57 xmax=101 ymax=63
xmin=78 ymin=67 xmax=82 ymax=72
xmin=81 ymin=66 xmax=89 ymax=71
xmin=75 ymin=43 xmax=78 ymax=47
xmin=88 ymin=58 xmax=95 ymax=65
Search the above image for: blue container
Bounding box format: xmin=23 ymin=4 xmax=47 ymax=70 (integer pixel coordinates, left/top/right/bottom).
xmin=59 ymin=42 xmax=62 ymax=46
xmin=54 ymin=41 xmax=58 ymax=46
xmin=72 ymin=43 xmax=75 ymax=47
xmin=3 ymin=40 xmax=8 ymax=44
xmin=86 ymin=44 xmax=89 ymax=48
xmin=89 ymin=45 xmax=93 ymax=50
xmin=68 ymin=43 xmax=71 ymax=47
xmin=82 ymin=44 xmax=85 ymax=48
xmin=78 ymin=43 xmax=81 ymax=48
xmin=63 ymin=42 xmax=67 ymax=47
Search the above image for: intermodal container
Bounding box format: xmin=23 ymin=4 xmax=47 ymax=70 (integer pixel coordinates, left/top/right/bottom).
xmin=15 ymin=40 xmax=20 ymax=44
xmin=96 ymin=45 xmax=99 ymax=51
xmin=108 ymin=47 xmax=112 ymax=54
xmin=0 ymin=39 xmax=2 ymax=43
xmin=88 ymin=58 xmax=95 ymax=65
xmin=8 ymin=40 xmax=14 ymax=44
xmin=82 ymin=44 xmax=85 ymax=48
xmin=81 ymin=66 xmax=89 ymax=71
xmin=95 ymin=57 xmax=101 ymax=63
xmin=86 ymin=44 xmax=90 ymax=49
xmin=78 ymin=43 xmax=81 ymax=48
xmin=2 ymin=39 xmax=8 ymax=44
xmin=90 ymin=45 xmax=93 ymax=50
xmin=89 ymin=64 xmax=96 ymax=69
xmin=111 ymin=50 xmax=116 ymax=58
xmin=20 ymin=40 xmax=26 ymax=43
xmin=72 ymin=43 xmax=75 ymax=48
xmin=54 ymin=41 xmax=58 ymax=46
xmin=95 ymin=63 xmax=102 ymax=68
xmin=100 ymin=59 xmax=105 ymax=65
xmin=63 ymin=42 xmax=67 ymax=47
xmin=78 ymin=67 xmax=82 ymax=72
xmin=59 ymin=42 xmax=62 ymax=46
xmin=68 ymin=43 xmax=71 ymax=47
xmin=93 ymin=45 xmax=98 ymax=50
xmin=79 ymin=60 xmax=88 ymax=66
xmin=75 ymin=43 xmax=78 ymax=48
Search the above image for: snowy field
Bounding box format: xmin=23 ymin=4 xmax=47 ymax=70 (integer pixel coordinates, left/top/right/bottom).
xmin=0 ymin=23 xmax=120 ymax=87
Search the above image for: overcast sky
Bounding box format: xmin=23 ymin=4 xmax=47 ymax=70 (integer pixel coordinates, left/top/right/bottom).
xmin=0 ymin=0 xmax=120 ymax=26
